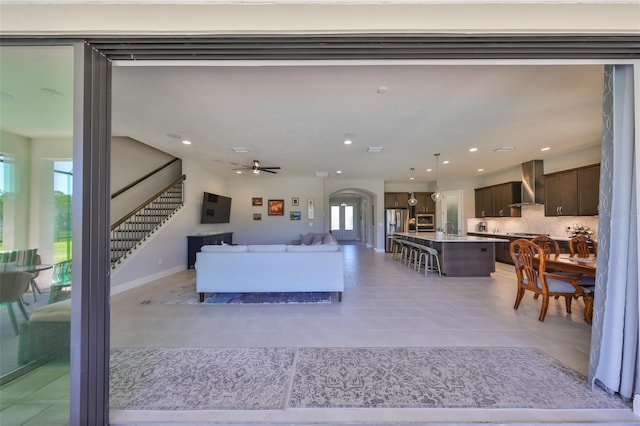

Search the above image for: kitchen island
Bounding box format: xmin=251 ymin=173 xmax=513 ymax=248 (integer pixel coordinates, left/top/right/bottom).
xmin=393 ymin=232 xmax=509 ymax=277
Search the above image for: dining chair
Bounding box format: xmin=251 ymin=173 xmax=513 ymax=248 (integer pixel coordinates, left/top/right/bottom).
xmin=49 ymin=259 xmax=72 ymax=304
xmin=0 ymin=271 xmax=32 ymax=335
xmin=569 ymin=235 xmax=598 ymax=258
xmin=509 ymin=239 xmax=593 ymax=322
xmin=531 ymin=235 xmax=560 ymax=260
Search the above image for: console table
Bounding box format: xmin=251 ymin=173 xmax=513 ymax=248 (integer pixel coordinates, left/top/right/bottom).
xmin=187 ymin=232 xmax=233 ymax=268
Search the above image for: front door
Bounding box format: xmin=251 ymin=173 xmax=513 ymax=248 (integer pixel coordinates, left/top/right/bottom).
xmin=330 ymin=203 xmax=358 ymax=241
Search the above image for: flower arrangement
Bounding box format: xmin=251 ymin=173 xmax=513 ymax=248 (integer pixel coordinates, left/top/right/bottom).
xmin=566 ymin=223 xmax=594 ymax=238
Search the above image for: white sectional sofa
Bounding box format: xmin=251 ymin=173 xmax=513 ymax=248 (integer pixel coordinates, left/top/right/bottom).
xmin=195 ymin=233 xmax=344 ymax=302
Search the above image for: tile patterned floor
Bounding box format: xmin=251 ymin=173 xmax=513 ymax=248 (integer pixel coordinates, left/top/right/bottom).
xmin=2 ymin=243 xmax=637 ymax=425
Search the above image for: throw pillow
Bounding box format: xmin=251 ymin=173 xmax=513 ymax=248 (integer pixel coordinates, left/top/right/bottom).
xmin=300 ymin=233 xmax=314 ymax=245
xmin=311 ymin=234 xmax=324 ymax=245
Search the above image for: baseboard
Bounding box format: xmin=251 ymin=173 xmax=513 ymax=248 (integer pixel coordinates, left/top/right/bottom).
xmin=111 ymin=265 xmax=185 ymax=295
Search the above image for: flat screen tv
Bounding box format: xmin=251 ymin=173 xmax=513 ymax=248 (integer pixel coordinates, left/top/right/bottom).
xmin=200 ymin=192 xmax=232 ymax=224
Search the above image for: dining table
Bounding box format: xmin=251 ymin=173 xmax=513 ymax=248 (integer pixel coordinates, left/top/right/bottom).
xmin=542 ymin=255 xmax=596 ymax=324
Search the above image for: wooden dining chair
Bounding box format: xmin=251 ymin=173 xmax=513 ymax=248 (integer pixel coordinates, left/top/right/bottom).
xmin=509 ymin=239 xmax=593 ymax=322
xmin=531 ymin=235 xmax=560 ymax=260
xmin=569 ymin=235 xmax=597 ymax=258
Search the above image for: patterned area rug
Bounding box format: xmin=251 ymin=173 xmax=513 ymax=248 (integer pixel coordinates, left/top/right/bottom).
xmin=110 ymin=347 xmax=295 ymax=410
xmin=140 ymin=282 xmax=333 ymax=304
xmin=109 ymin=347 xmax=628 ymax=411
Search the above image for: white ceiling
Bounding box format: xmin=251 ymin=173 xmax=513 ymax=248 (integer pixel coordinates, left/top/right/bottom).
xmin=0 ymin=46 xmax=604 ymax=184
xmin=111 ymin=63 xmax=604 ymax=183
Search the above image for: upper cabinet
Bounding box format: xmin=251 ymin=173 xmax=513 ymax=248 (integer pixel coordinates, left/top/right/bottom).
xmin=544 ymin=164 xmax=600 ymax=217
xmin=384 ymin=192 xmax=410 ymax=208
xmin=474 ymin=182 xmax=522 ymax=218
xmin=385 ymin=192 xmax=435 ymax=212
xmin=415 ymin=192 xmax=436 ymax=213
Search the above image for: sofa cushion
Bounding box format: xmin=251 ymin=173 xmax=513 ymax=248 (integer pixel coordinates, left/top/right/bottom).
xmin=247 ymin=244 xmax=287 ymax=252
xmin=322 ymin=233 xmax=338 ymax=245
xmin=201 ymin=245 xmax=248 ymax=253
xmin=286 ymin=244 xmax=340 ymax=252
xmin=300 ymin=233 xmax=315 ymax=245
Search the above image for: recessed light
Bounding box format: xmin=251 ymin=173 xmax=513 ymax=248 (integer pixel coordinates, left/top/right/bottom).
xmin=469 ymin=147 xmax=478 ymax=152
xmin=344 ymin=140 xmax=352 ymax=145
xmin=540 ymin=147 xmax=551 ymax=151
xmin=367 ymin=147 xmax=383 ymax=153
xmin=477 ymin=168 xmax=485 ymax=172
xmin=336 ymin=170 xmax=342 ymax=174
xmin=182 ymin=140 xmax=191 ymax=145
xmin=442 ymin=160 xmax=450 ymax=164
xmin=236 ymin=170 xmax=243 ymax=174
xmin=426 ymin=168 xmax=432 ymax=172
xmin=232 ymin=147 xmax=249 ymax=153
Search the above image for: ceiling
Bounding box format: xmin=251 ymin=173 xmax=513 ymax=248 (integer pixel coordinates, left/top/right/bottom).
xmin=0 ymin=46 xmax=605 ymax=183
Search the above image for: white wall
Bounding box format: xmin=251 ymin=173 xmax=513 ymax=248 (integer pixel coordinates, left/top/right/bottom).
xmin=226 ymin=176 xmax=325 ymax=245
xmin=0 ymin=130 xmax=31 ymax=249
xmin=110 ymin=159 xmax=229 ymax=288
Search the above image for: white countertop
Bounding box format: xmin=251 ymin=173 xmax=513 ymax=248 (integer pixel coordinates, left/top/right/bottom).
xmin=393 ymin=232 xmax=509 ymax=243
xmin=467 ymin=231 xmax=576 ymax=242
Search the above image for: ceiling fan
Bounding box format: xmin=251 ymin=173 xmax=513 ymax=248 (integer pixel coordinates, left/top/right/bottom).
xmin=233 ymin=160 xmax=281 ymax=175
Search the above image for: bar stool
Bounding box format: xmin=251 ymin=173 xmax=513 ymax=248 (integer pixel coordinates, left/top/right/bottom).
xmin=406 ymin=242 xmax=421 ymax=269
xmin=391 ymin=238 xmax=404 ymax=260
xmin=424 ymin=246 xmax=442 ymax=276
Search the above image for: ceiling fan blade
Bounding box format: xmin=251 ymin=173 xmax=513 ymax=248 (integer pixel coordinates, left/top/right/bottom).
xmin=261 ymin=169 xmax=278 ymax=174
xmin=260 ymin=166 xmax=281 ymax=170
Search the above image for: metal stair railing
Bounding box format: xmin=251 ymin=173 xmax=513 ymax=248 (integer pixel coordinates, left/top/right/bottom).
xmin=110 ymin=175 xmax=186 ymax=267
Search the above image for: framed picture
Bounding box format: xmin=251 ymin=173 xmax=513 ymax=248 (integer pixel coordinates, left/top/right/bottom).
xmin=290 ymin=211 xmax=301 ymax=221
xmin=291 ymin=197 xmax=299 ymax=206
xmin=253 ymin=213 xmax=262 ymax=221
xmin=268 ymin=199 xmax=284 ymax=216
xmin=307 ymin=199 xmax=314 ymax=219
xmin=252 ymin=197 xmax=263 ymax=207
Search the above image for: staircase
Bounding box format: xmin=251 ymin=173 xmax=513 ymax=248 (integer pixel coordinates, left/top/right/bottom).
xmin=110 ymin=175 xmax=185 ymax=268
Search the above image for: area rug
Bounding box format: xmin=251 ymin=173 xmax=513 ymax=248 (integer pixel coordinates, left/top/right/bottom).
xmin=140 ymin=281 xmax=333 ymax=305
xmin=109 ymin=346 xmax=628 ymax=411
xmin=110 ymin=347 xmax=296 ymax=410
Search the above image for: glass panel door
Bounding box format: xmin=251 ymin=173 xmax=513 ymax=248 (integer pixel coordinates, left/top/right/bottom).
xmin=0 ymin=45 xmax=74 ymax=425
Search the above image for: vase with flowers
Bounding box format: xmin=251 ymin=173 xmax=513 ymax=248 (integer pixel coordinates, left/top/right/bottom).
xmin=567 ymin=223 xmax=594 ymax=239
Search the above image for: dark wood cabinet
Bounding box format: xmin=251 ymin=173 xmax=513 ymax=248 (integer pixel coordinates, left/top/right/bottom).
xmin=577 ymin=164 xmax=600 ymax=216
xmin=187 ymin=232 xmax=233 ymax=268
xmin=475 ymin=182 xmax=521 ymax=218
xmin=384 ymin=192 xmax=410 ymax=208
xmin=415 ymin=192 xmax=436 ymax=213
xmin=492 ymin=182 xmax=522 ymax=217
xmin=545 ymin=164 xmax=599 ymax=217
xmin=474 ymin=187 xmax=493 ymax=218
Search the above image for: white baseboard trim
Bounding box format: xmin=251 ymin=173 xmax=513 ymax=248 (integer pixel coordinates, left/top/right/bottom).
xmin=634 ymin=394 xmax=640 ymax=416
xmin=111 ymin=265 xmax=185 ymax=295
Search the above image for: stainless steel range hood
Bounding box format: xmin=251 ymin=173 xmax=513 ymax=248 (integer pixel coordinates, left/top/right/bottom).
xmin=519 ymin=160 xmax=545 ymax=205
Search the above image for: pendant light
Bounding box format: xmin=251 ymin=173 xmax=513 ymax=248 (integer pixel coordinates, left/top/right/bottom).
xmin=431 ymin=153 xmax=442 ymax=202
xmin=408 ymin=168 xmax=418 ymax=206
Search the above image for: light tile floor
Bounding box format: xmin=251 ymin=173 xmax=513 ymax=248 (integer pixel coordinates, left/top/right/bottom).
xmin=2 ymin=243 xmax=637 ymax=425
xmin=109 ymin=243 xmax=637 ymax=425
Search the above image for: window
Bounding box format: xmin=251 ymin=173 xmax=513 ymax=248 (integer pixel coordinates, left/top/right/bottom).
xmin=330 ymin=205 xmax=340 ymax=230
xmin=54 ymin=161 xmax=73 ymax=262
xmin=344 ymin=205 xmax=354 ymax=231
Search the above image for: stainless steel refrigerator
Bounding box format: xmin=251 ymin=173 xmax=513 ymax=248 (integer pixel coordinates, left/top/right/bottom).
xmin=385 ymin=208 xmax=408 ymax=252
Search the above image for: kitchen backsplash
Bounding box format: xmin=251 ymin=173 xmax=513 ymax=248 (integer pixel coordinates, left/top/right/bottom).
xmin=466 ymin=204 xmax=599 ymax=240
